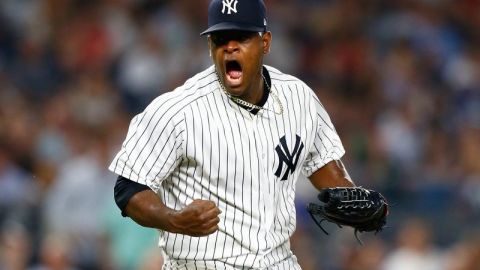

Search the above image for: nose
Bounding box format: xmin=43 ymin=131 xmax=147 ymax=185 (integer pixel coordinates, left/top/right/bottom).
xmin=224 ymin=40 xmax=239 ymax=53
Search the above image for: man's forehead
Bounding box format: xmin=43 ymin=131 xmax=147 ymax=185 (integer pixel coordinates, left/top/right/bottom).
xmin=209 ymin=30 xmax=259 ymax=37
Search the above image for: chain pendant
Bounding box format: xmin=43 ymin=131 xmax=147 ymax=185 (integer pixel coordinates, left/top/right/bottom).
xmin=217 ymin=71 xmax=284 ymax=115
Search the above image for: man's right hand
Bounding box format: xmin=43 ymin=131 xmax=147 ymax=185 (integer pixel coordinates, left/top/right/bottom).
xmin=125 ymin=190 xmax=221 ymax=237
xmin=170 ymin=199 xmax=221 ymax=237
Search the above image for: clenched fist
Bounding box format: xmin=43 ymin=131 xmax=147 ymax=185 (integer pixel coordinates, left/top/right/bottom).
xmin=170 ymin=200 xmax=221 ymax=237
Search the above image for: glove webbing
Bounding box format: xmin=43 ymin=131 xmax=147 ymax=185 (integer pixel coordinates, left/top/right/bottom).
xmin=307 ymin=203 xmax=341 ymax=235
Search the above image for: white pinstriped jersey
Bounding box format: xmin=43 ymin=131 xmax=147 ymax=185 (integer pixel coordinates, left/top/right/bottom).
xmin=109 ymin=65 xmax=345 ymax=269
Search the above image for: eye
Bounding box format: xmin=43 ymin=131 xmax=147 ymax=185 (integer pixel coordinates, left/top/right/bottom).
xmin=236 ymin=32 xmax=252 ymax=42
xmin=211 ymin=35 xmax=228 ymax=46
xmin=210 ymin=31 xmax=257 ymax=46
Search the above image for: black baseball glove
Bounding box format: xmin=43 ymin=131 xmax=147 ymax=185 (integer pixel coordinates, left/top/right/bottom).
xmin=307 ymin=187 xmax=388 ymax=244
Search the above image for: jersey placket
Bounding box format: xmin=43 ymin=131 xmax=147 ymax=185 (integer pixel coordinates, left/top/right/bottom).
xmin=259 ymin=94 xmax=279 ymax=232
xmin=255 ymin=111 xmax=279 ymax=263
xmin=240 ymin=111 xmax=268 ymax=262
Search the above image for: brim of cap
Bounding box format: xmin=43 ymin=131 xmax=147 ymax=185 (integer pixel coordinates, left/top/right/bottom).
xmin=200 ymin=22 xmax=265 ymax=36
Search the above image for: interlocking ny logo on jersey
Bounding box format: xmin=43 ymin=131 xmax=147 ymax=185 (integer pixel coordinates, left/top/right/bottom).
xmin=274 ymin=135 xmax=304 ymax=180
xmin=222 ymin=0 xmax=238 ymax=14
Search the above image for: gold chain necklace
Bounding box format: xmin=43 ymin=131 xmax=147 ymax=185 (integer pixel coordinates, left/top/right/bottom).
xmin=217 ymin=71 xmax=284 ymax=115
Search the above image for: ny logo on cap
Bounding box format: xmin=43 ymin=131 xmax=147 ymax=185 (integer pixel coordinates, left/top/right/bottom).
xmin=222 ymin=0 xmax=238 ymax=15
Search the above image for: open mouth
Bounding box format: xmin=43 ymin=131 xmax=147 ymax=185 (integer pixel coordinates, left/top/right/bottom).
xmin=225 ymin=60 xmax=243 ymax=87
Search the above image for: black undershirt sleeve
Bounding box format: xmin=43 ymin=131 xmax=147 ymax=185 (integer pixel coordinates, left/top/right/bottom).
xmin=114 ymin=175 xmax=150 ymax=217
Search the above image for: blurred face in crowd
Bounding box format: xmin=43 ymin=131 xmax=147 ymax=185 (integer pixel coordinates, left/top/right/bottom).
xmin=208 ymin=30 xmax=271 ymax=103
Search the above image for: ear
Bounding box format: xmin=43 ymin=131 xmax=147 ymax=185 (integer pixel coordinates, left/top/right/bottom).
xmin=207 ymin=36 xmax=213 ymax=57
xmin=262 ymin=31 xmax=272 ymax=54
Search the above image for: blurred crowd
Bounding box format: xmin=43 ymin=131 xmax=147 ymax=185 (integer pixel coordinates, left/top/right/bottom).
xmin=0 ymin=0 xmax=479 ymax=269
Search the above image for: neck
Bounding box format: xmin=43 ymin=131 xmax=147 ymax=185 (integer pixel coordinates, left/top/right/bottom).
xmin=217 ymin=68 xmax=284 ymax=115
xmin=245 ymin=72 xmax=265 ymax=105
xmin=218 ymin=70 xmax=266 ymax=105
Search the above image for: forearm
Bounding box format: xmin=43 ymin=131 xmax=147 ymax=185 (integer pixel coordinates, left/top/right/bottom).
xmin=122 ymin=185 xmax=221 ymax=237
xmin=125 ymin=189 xmax=178 ymax=232
xmin=309 ymin=160 xmax=355 ymax=190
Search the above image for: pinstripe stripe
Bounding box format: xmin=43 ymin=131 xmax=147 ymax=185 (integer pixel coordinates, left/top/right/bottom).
xmin=109 ymin=65 xmax=344 ymax=269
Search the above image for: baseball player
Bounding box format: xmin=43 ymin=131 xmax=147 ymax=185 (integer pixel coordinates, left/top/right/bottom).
xmin=110 ymin=0 xmax=355 ymax=269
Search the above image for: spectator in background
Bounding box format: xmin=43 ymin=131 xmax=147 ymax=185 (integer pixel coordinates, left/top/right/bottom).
xmin=0 ymin=222 xmax=32 ymax=270
xmin=41 ymin=126 xmax=116 ymax=269
xmin=445 ymin=232 xmax=480 ymax=270
xmin=29 ymin=233 xmax=78 ymax=270
xmin=135 ymin=246 xmax=164 ymax=270
xmin=101 ymin=195 xmax=159 ymax=270
xmin=340 ymin=238 xmax=386 ymax=270
xmin=0 ymin=140 xmax=38 ymax=224
xmin=116 ymin=24 xmax=167 ymax=112
xmin=382 ymin=218 xmax=445 ymax=270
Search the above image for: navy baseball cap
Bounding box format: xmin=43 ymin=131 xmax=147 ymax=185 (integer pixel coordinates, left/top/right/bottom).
xmin=200 ymin=0 xmax=267 ymax=36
